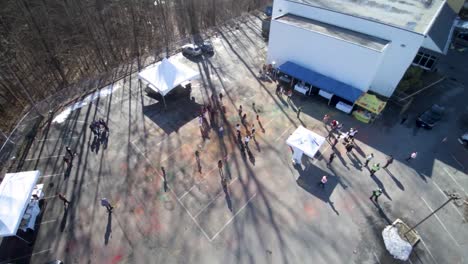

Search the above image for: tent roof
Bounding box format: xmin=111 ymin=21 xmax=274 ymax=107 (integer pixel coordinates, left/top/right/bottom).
xmin=286 ymin=126 xmax=326 ymax=158
xmin=138 ymin=58 xmax=200 ymax=96
xmin=355 ymin=93 xmax=387 ymax=114
xmin=278 ymin=61 xmax=364 ymax=103
xmin=0 ymin=170 xmax=40 ymax=237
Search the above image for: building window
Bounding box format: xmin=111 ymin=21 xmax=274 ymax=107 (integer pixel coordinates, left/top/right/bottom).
xmin=412 ymin=51 xmax=437 ymax=70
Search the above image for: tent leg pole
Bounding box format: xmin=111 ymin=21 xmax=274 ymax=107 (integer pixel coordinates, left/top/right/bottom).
xmin=162 ymin=95 xmax=167 ymax=109
xmin=16 ymin=234 xmax=31 ymax=244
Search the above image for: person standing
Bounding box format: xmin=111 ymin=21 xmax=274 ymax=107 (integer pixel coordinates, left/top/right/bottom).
xmin=370 ymin=163 xmax=381 ymax=176
xmin=57 ymin=193 xmax=71 ymax=208
xmin=297 ymin=106 xmax=302 ymax=118
xmin=328 ymin=153 xmax=336 ymax=165
xmin=317 ymin=175 xmax=328 ymax=189
xmin=238 ymin=105 xmax=243 ymax=116
xmin=244 ymin=135 xmax=250 ymax=148
xmin=218 ymin=160 xmax=224 ymax=178
xmin=369 ymin=189 xmax=383 ymax=202
xmin=323 ymin=114 xmax=330 ymax=124
xmin=345 ymin=143 xmax=354 ymax=154
xmin=242 ymin=113 xmax=247 ymax=124
xmin=101 ymin=198 xmax=113 ymax=213
xmin=251 ymin=125 xmax=256 ymax=140
xmin=406 ymin=152 xmax=417 ymax=162
xmin=65 ymin=146 xmax=77 ymax=157
xmin=218 ymin=126 xmax=224 ymax=137
xmin=383 ymin=155 xmax=394 ymax=169
xmin=276 ymin=84 xmax=281 ymax=95
xmin=348 ymin=128 xmax=358 ymax=141
xmin=364 ymin=153 xmax=374 ymax=167
xmin=287 ymin=90 xmax=293 ymax=102
xmin=219 ymin=93 xmax=223 ymax=102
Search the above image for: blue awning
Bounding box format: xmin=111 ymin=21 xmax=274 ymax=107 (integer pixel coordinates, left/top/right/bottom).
xmin=278 ymin=61 xmax=364 ymax=102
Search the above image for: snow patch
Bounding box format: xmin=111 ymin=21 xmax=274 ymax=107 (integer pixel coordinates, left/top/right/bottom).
xmin=53 ymin=84 xmax=121 ymax=124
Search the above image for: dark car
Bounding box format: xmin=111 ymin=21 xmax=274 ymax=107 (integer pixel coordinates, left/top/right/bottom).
xmin=181 ymin=44 xmax=202 ymax=57
xmin=416 ymin=104 xmax=444 ymax=129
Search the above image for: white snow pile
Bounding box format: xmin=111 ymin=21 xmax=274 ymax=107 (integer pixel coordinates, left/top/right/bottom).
xmin=382 ymin=225 xmax=413 ymax=261
xmin=53 ymin=83 xmax=121 ymax=124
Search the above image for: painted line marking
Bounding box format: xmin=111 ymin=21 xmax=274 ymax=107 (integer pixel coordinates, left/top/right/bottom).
xmin=40 ymin=173 xmax=63 ymax=178
xmin=129 ymin=141 xmax=212 ymax=241
xmin=372 ymin=251 xmax=381 ymax=264
xmin=193 ymin=177 xmax=239 ymax=218
xmin=24 ymin=154 xmax=65 ymax=161
xmin=431 ymin=180 xmax=464 ymax=218
xmin=274 ymin=125 xmax=292 ymax=142
xmin=37 ymin=136 xmax=79 ymax=142
xmin=442 ymin=167 xmax=467 ymax=195
xmin=210 ymin=193 xmax=257 ymax=241
xmin=0 ymin=248 xmax=52 ymax=264
xmin=419 ymin=237 xmax=438 ymax=264
xmin=451 ymin=154 xmax=465 ymax=170
xmin=421 ymin=197 xmax=461 ymax=249
xmin=40 ymin=219 xmax=57 ymax=225
xmin=179 ymin=185 xmax=197 ymax=200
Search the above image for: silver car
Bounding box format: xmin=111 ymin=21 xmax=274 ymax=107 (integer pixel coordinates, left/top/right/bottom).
xmin=182 ymin=44 xmax=202 ymax=57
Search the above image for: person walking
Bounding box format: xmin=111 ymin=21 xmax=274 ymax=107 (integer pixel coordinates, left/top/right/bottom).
xmin=276 ymin=84 xmax=281 ymax=95
xmin=406 ymin=152 xmax=417 ymax=162
xmin=328 ymin=153 xmax=336 ymax=165
xmin=219 ymin=93 xmax=223 ymax=102
xmin=317 ymin=175 xmax=328 ymax=189
xmin=370 ymin=163 xmax=381 ymax=176
xmin=297 ymin=106 xmax=302 ymax=118
xmin=101 ymin=198 xmax=113 ymax=213
xmin=238 ymin=105 xmax=243 ymax=116
xmin=364 ymin=153 xmax=374 ymax=167
xmin=369 ymin=189 xmax=383 ymax=202
xmin=383 ymin=155 xmax=394 ymax=169
xmin=57 ymin=193 xmax=71 ymax=208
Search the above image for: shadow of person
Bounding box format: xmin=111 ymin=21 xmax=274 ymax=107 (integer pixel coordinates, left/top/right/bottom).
xmin=223 ymin=185 xmax=233 ymax=212
xmin=328 ymin=199 xmax=340 ymax=215
xmin=348 ymin=153 xmax=363 ymax=171
xmin=384 ymin=168 xmax=405 ymax=190
xmin=370 ymin=175 xmax=392 ymax=201
xmin=254 ymin=139 xmax=261 ymax=152
xmin=104 ymin=212 xmax=112 ymax=245
xmin=59 ymin=207 xmax=69 ymax=233
xmin=335 ymin=151 xmax=350 ymax=170
xmin=64 ymin=164 xmax=73 ymax=178
xmin=247 ymin=149 xmax=255 ymax=165
xmin=373 ymin=202 xmax=392 ymax=225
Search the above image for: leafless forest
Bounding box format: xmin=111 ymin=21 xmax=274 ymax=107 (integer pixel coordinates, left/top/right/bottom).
xmin=0 ymin=0 xmax=270 ymax=132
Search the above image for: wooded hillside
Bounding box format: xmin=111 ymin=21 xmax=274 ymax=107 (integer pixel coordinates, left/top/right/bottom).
xmin=0 ymin=0 xmax=270 ymax=132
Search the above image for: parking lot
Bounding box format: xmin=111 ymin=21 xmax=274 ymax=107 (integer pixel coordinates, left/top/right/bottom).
xmin=0 ymin=14 xmax=467 ymax=264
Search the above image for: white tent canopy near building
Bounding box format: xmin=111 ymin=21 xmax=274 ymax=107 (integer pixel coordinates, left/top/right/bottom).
xmin=286 ymin=126 xmax=326 ymax=164
xmin=0 ymin=170 xmax=41 ymax=243
xmin=138 ymin=58 xmax=200 ymax=107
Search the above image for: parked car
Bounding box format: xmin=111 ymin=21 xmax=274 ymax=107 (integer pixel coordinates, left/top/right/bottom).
xmin=200 ymin=41 xmax=214 ymax=53
xmin=181 ymin=44 xmax=202 ymax=57
xmin=416 ymin=104 xmax=445 ymax=129
xmin=458 ymin=132 xmax=468 ymax=147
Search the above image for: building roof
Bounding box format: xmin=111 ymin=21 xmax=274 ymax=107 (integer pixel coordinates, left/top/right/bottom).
xmin=276 ymin=14 xmax=389 ymax=52
xmin=287 ymin=0 xmax=447 ymax=34
xmin=427 ymin=2 xmax=458 ymax=53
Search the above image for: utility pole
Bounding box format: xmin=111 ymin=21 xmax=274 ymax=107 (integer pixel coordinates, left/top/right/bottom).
xmin=405 ymin=193 xmax=461 ymax=235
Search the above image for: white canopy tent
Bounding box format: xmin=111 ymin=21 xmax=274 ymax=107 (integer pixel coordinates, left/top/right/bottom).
xmin=138 ymin=58 xmax=200 ymax=107
xmin=0 ymin=170 xmax=41 ymax=242
xmin=286 ymin=126 xmax=326 ymax=165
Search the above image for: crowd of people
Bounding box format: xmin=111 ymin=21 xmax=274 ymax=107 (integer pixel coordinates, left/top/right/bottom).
xmin=89 ymin=118 xmax=109 ymax=153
